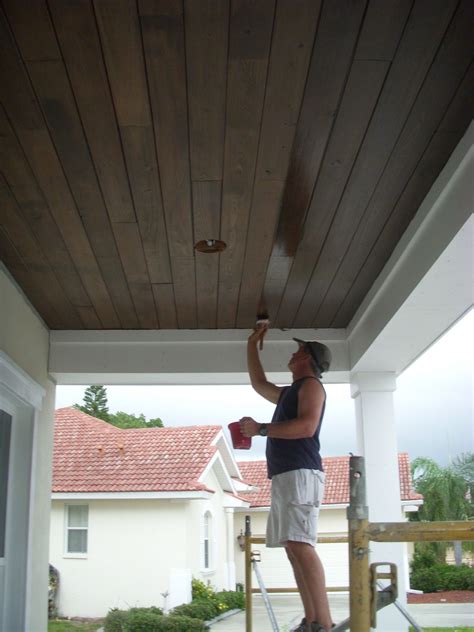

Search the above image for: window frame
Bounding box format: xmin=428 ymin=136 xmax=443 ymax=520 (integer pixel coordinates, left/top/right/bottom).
xmin=201 ymin=509 xmax=214 ymax=573
xmin=64 ymin=504 xmax=89 ymax=558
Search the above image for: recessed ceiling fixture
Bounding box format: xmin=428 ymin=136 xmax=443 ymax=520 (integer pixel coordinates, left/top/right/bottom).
xmin=194 ymin=239 xmax=227 ymax=253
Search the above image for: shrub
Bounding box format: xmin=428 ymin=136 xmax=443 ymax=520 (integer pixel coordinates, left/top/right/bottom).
xmin=172 ymin=599 xmax=218 ymax=620
xmin=129 ymin=606 xmax=163 ymax=617
xmin=191 ymin=578 xmax=215 ymax=601
xmin=214 ymin=590 xmax=245 ymax=610
xmin=410 ymin=549 xmax=437 ymax=573
xmin=124 ymin=611 xmax=163 ymax=631
xmin=126 ymin=614 xmax=207 ymax=632
xmin=104 ymin=608 xmax=129 ymax=632
xmin=410 ymin=562 xmax=474 ymax=592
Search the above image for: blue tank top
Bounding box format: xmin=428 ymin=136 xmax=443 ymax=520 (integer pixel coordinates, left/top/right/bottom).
xmin=266 ymin=376 xmax=326 ymax=479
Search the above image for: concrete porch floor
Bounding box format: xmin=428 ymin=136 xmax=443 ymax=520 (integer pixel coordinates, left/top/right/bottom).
xmin=209 ymin=593 xmax=474 ymax=631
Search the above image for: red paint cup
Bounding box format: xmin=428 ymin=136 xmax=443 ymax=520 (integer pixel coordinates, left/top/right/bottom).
xmin=228 ymin=421 xmax=252 ymax=450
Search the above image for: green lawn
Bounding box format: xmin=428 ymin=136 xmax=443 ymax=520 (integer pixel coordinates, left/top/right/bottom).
xmin=409 ymin=629 xmax=474 ymax=632
xmin=48 ymin=620 xmax=103 ymax=632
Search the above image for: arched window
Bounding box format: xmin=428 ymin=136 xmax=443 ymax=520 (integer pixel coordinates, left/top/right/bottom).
xmin=203 ymin=510 xmax=212 ymax=570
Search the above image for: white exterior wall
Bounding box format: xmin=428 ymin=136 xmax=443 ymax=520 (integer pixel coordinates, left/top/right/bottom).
xmin=50 ymin=498 xmax=189 ymax=618
xmin=186 ymin=469 xmax=229 ymax=589
xmin=0 ymin=266 xmax=55 ymax=632
xmin=234 ymin=508 xmax=349 ymax=591
xmin=49 ymin=468 xmax=234 ymax=618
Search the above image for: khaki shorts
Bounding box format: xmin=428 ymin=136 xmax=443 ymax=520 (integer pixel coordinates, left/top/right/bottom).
xmin=266 ymin=468 xmax=325 ymax=548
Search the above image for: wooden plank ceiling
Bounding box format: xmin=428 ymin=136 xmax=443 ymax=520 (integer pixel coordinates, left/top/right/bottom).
xmin=0 ymin=0 xmax=473 ymax=330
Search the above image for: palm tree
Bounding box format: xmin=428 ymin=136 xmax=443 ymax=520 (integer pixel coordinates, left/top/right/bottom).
xmin=411 ymin=456 xmax=472 ymax=565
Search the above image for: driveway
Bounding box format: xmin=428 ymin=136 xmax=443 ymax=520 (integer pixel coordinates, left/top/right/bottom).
xmin=210 ymin=593 xmax=474 ymax=631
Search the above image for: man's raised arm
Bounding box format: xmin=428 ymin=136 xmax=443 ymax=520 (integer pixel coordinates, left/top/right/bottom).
xmin=247 ymin=326 xmax=283 ymax=404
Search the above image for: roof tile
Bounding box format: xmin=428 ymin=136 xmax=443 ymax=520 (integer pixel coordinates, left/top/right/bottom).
xmin=238 ymin=454 xmax=423 ymax=507
xmin=52 ymin=407 xmax=220 ymax=493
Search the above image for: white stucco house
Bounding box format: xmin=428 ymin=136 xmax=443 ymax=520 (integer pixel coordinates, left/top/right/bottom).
xmin=50 ymin=407 xmax=250 ymax=618
xmin=49 ymin=407 xmax=422 ymax=618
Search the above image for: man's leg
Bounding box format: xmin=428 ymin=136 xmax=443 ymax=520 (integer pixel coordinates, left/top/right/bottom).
xmin=286 ymin=541 xmax=333 ymax=629
xmin=286 ymin=545 xmax=313 ymax=620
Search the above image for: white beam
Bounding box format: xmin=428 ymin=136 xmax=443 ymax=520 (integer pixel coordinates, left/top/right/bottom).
xmin=49 ymin=328 xmax=350 ymax=385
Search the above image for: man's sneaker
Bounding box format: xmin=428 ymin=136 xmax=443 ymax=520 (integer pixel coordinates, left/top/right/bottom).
xmin=310 ymin=623 xmax=336 ymax=632
xmin=290 ymin=618 xmax=309 ymax=632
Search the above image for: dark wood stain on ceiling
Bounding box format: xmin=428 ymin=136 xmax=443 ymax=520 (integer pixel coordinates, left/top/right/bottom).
xmin=0 ymin=0 xmax=472 ymax=330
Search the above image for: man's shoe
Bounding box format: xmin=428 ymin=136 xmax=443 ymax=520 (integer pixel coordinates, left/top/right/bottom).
xmin=290 ymin=618 xmax=309 ymax=632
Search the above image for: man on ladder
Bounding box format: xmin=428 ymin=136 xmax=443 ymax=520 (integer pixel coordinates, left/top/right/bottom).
xmin=240 ymin=323 xmax=335 ymax=632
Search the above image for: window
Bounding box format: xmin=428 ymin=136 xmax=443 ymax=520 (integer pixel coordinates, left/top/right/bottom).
xmin=203 ymin=510 xmax=212 ymax=570
xmin=66 ymin=505 xmax=88 ymax=555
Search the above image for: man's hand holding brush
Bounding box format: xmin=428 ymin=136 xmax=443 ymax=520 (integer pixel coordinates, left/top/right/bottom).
xmin=255 ymin=314 xmax=270 ymax=349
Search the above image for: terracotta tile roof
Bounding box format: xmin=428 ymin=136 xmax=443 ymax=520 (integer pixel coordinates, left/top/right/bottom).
xmin=398 ymin=453 xmax=424 ymax=501
xmin=237 ymin=454 xmax=423 ymax=507
xmin=52 ymin=407 xmax=221 ymax=493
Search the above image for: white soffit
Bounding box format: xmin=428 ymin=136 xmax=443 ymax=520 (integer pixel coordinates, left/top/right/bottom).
xmin=349 ymin=122 xmax=474 ymax=375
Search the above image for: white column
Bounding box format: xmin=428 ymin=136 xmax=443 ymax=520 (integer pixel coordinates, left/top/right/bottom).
xmin=225 ymin=508 xmax=236 ymax=590
xmin=351 ymin=372 xmax=409 ymax=632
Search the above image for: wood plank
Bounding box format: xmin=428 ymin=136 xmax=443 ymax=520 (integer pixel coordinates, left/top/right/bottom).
xmin=5 ymin=1 xmax=150 ymax=327
xmin=119 ymin=126 xmax=171 ymax=284
xmin=193 ymin=181 xmax=221 ymax=328
xmin=261 ymin=255 xmax=293 ymax=325
xmin=140 ymin=0 xmax=197 ymax=327
xmin=0 ymin=6 xmax=133 ymax=328
xmin=315 ymin=1 xmax=474 ymax=326
xmin=185 ymin=0 xmax=229 ymax=181
xmin=0 ymin=108 xmax=106 ymax=329
xmin=217 ymin=0 xmax=275 ymax=328
xmin=255 ymin=0 xmax=321 ymax=183
xmin=152 ymin=283 xmax=177 ymax=329
xmin=20 ymin=58 xmax=138 ymax=328
xmin=113 ymin=222 xmax=159 ymax=328
xmin=234 ymin=0 xmax=321 ymax=326
xmin=236 ymin=180 xmax=284 ymax=326
xmin=333 ymin=61 xmax=474 ymax=328
xmin=93 ymin=0 xmax=172 ymax=285
xmin=355 ymin=0 xmax=413 ymax=61
xmin=49 ymin=0 xmax=159 ymax=328
xmin=0 ymin=175 xmax=83 ymax=328
xmin=0 ymin=6 xmax=44 ymax=132
xmin=274 ymin=59 xmax=390 ymax=327
xmin=47 ymin=0 xmax=136 ymax=224
xmin=270 ymin=0 xmax=413 ymax=326
xmin=0 ymin=225 xmax=62 ymax=329
xmin=169 ymin=256 xmax=197 ymax=329
xmin=272 ymin=0 xmax=367 ymax=259
xmin=1 ymin=0 xmax=61 ymax=62
xmin=293 ymin=0 xmax=458 ymax=327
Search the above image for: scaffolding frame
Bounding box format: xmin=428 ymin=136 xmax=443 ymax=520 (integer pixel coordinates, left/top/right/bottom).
xmin=243 ymin=455 xmax=474 ymax=632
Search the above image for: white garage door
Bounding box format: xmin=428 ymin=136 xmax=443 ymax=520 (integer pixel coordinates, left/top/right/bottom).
xmin=251 ymin=541 xmax=349 ymax=590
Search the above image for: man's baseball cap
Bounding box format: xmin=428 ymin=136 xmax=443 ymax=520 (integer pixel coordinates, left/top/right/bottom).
xmin=293 ymin=338 xmax=332 ymax=375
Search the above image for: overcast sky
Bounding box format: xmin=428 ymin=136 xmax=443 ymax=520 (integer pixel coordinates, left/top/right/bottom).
xmin=55 ymin=310 xmax=473 ymax=467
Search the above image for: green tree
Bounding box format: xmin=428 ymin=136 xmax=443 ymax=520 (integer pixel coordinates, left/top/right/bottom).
xmin=452 ymin=452 xmax=474 ymax=504
xmin=74 ymin=386 xmax=164 ymax=429
xmin=107 ymin=411 xmax=163 ymax=429
xmin=411 ymin=456 xmax=472 ymax=564
xmin=74 ymin=385 xmax=110 ymax=422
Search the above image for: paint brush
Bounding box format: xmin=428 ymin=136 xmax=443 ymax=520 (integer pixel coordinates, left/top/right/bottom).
xmin=256 ymin=313 xmax=270 ymax=350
